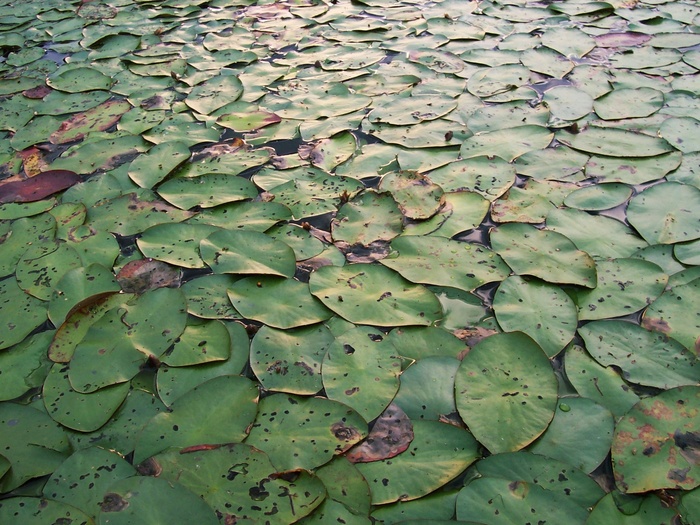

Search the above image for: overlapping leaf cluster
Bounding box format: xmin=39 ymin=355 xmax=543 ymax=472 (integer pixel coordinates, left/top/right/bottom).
xmin=0 ymin=0 xmax=699 ymax=523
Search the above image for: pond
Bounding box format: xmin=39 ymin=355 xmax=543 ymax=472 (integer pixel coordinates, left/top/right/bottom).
xmin=0 ymin=0 xmax=699 ymax=523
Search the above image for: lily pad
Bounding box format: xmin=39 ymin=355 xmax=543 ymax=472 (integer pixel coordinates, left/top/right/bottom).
xmin=322 ymin=326 xmax=402 ymax=422
xmin=200 ymin=229 xmax=297 ymax=278
xmin=127 ymin=141 xmax=191 ymax=189
xmin=184 ymin=73 xmax=243 ymax=115
xmin=627 ymin=182 xmax=700 ymax=245
xmin=392 ymin=356 xmax=460 ymax=422
xmin=594 ymin=87 xmax=664 ymax=120
xmin=642 ymin=277 xmax=700 ymax=354
xmin=455 ymin=331 xmax=558 ymax=454
xmin=47 ymin=67 xmax=113 ymax=93
xmin=355 ymin=420 xmax=480 ymax=504
xmin=0 ymin=402 xmax=71 ymax=492
xmin=612 ymin=386 xmax=700 ymax=493
xmin=564 ymin=183 xmax=633 ymax=211
xmin=157 ymin=174 xmax=257 ymax=209
xmin=0 ymin=331 xmax=53 ymax=402
xmin=331 ymin=191 xmax=403 ymax=246
xmin=245 ymin=393 xmax=367 ymax=471
xmin=573 ymin=258 xmax=667 ymax=321
xmin=133 ymin=375 xmax=259 ymax=464
xmin=161 ymin=319 xmax=230 ymax=367
xmin=43 ymin=447 xmax=136 ymax=519
xmin=228 ymin=276 xmax=333 ymax=329
xmin=378 ymin=171 xmax=444 ymax=220
xmin=96 ymin=476 xmax=219 ymax=525
xmin=309 ymin=263 xmax=443 ymax=327
xmin=460 ymin=125 xmax=554 ymax=162
xmin=0 ymin=497 xmax=94 ymax=525
xmin=250 ymin=324 xmax=332 ymax=395
xmin=579 ymin=320 xmax=698 ymax=389
xmin=0 ymin=275 xmax=49 ymax=351
xmin=493 ymin=276 xmax=578 ymax=358
xmin=529 ymin=397 xmax=615 ymax=473
xmin=149 ymin=444 xmax=326 ymax=524
xmin=491 ymin=222 xmax=597 ymax=288
xmin=380 ymin=235 xmax=510 ymax=293
xmin=558 ymin=126 xmax=674 ymax=158
xmin=564 ymin=344 xmax=641 ymax=419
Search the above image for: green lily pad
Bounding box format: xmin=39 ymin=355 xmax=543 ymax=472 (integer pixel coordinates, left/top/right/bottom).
xmin=161 ymin=319 xmax=230 ymax=367
xmin=0 ymin=331 xmax=53 ymax=401
xmin=142 ymin=113 xmax=221 ymax=146
xmin=491 ymin=179 xmax=576 ymax=223
xmin=456 ymin=477 xmax=590 ymax=524
xmin=309 ymin=263 xmax=443 ymax=327
xmin=68 ymin=288 xmax=188 ymax=393
xmin=48 ymin=264 xmax=121 ymax=326
xmin=245 ymin=393 xmax=367 ymax=471
xmin=181 ymin=274 xmax=241 ymax=319
xmin=466 ymin=64 xmax=531 ymax=98
xmin=188 ymin=200 xmax=292 ymax=231
xmin=564 ymin=344 xmax=641 ymax=419
xmin=66 ymin=388 xmax=166 ymax=456
xmin=455 ymin=332 xmax=558 ymax=454
xmin=127 ymin=141 xmax=191 ymax=189
xmin=514 ymin=146 xmax=589 ymax=181
xmin=546 ymin=207 xmax=648 ymax=259
xmin=96 ymin=476 xmax=219 ymax=525
xmin=642 ymin=277 xmax=700 ymax=354
xmin=157 ymin=174 xmax=257 ymax=209
xmin=133 ymin=375 xmax=259 ymax=464
xmin=529 ymin=397 xmax=614 ymax=473
xmin=558 ymin=126 xmax=674 ymax=157
xmin=401 ymin=191 xmax=490 ymax=237
xmin=250 ymin=324 xmax=332 ymax=395
xmin=0 ymin=497 xmax=95 ymax=525
xmin=380 ymin=235 xmax=510 ymax=293
xmin=43 ymin=447 xmax=136 ymax=519
xmin=47 ymin=67 xmax=113 ymax=93
xmin=573 ymin=258 xmax=667 ymax=321
xmin=42 ymin=363 xmax=131 ymax=432
xmin=369 ymin=94 xmax=457 ymax=125
xmin=266 ymin=223 xmax=325 ymax=261
xmin=426 ymin=156 xmax=515 ymax=198
xmin=579 ymin=320 xmax=698 ymax=389
xmin=49 ymin=99 xmax=132 ymax=145
xmin=228 ymin=276 xmax=333 ymax=329
xmin=377 ymin=171 xmax=444 ymax=220
xmin=675 ymin=239 xmax=700 ymax=266
xmin=267 ymin=173 xmax=364 ymax=220
xmin=564 ymin=183 xmax=633 ymax=211
xmin=472 ymin=451 xmax=605 ymax=510
xmin=660 ymin=117 xmax=700 ymax=153
xmin=16 ymin=241 xmax=83 ymax=301
xmin=627 ymin=182 xmax=700 ymax=245
xmin=184 ymin=73 xmax=243 ymax=115
xmin=370 ymin=491 xmax=459 ymax=524
xmin=355 ymin=420 xmax=480 ymax=504
xmin=612 ymin=386 xmax=700 ymax=493
xmin=302 ymin=131 xmax=356 ymax=172
xmin=543 ymin=85 xmax=594 ymax=127
xmin=86 ymin=192 xmax=195 ymax=236
xmin=386 ymin=326 xmax=467 ymax=361
xmin=150 ymin=444 xmax=326 ymax=524
xmin=460 ymin=125 xmax=553 ymax=162
xmin=585 ymin=152 xmax=682 ymax=184
xmin=322 ymin=326 xmax=402 ymax=422
xmin=0 ymin=402 xmax=71 ymax=492
xmin=491 ymin=222 xmax=597 ymax=288
xmin=0 ymin=275 xmax=49 ymax=351
xmin=200 ymin=229 xmax=297 ymax=277
xmin=493 ymin=276 xmax=578 ymax=358
xmin=586 ymin=491 xmax=680 ymax=525
xmin=331 ymin=191 xmax=403 ymax=246
xmin=392 ymin=356 xmax=459 ymax=421
xmin=594 ymin=87 xmax=664 ymax=120
xmin=137 ymin=223 xmax=219 ymax=269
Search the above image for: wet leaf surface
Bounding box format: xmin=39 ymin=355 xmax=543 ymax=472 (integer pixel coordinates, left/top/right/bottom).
xmin=0 ymin=0 xmax=699 ymax=522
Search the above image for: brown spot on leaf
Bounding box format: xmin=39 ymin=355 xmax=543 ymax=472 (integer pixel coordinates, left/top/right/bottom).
xmin=100 ymin=493 xmax=129 ymax=513
xmin=641 ymin=316 xmax=671 ymax=335
xmin=345 ymin=403 xmax=413 ymax=463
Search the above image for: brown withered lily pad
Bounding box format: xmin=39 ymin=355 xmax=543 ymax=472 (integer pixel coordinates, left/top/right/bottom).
xmin=0 ymin=170 xmax=80 ymax=203
xmin=346 ymin=403 xmax=414 ymax=463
